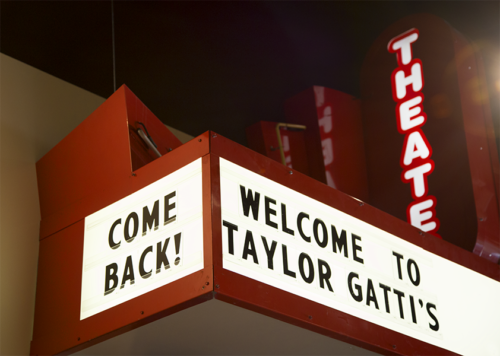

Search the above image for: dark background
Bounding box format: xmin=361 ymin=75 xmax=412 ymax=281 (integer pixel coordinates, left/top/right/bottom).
xmin=2 ymin=1 xmax=499 ymax=147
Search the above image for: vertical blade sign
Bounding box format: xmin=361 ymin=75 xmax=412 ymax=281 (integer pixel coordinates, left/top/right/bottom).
xmin=388 ymin=29 xmax=440 ymax=237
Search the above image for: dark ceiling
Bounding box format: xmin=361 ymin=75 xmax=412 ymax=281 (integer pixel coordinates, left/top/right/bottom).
xmin=2 ymin=1 xmax=499 ymax=147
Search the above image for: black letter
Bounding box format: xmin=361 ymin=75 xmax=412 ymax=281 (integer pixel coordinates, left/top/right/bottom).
xmin=409 ymin=295 xmax=417 ymax=324
xmin=164 ymin=191 xmax=176 ymax=225
xmin=352 ymin=234 xmax=364 ymax=264
xmin=139 ymin=246 xmax=153 ymax=279
xmin=240 ymin=185 xmax=260 ymax=220
xmin=121 ymin=255 xmax=135 ymax=288
xmin=261 ymin=236 xmax=277 ymax=270
xmin=366 ymin=279 xmax=379 ymax=309
xmin=393 ymin=289 xmax=405 ymax=319
xmin=156 ymin=238 xmax=170 ymax=273
xmin=347 ymin=272 xmax=363 ymax=302
xmin=281 ymin=203 xmax=294 ymax=235
xmin=264 ymin=197 xmax=278 ymax=229
xmin=297 ymin=213 xmax=311 ymax=242
xmin=427 ymin=303 xmax=439 ymax=331
xmin=407 ymin=259 xmax=420 ymax=286
xmin=331 ymin=225 xmax=348 ymax=258
xmin=318 ymin=259 xmax=333 ymax=292
xmin=379 ymin=283 xmax=392 ymax=314
xmin=222 ymin=220 xmax=238 ymax=255
xmin=282 ymin=244 xmax=296 ymax=278
xmin=142 ymin=200 xmax=159 ymax=236
xmin=313 ymin=219 xmax=328 ymax=248
xmin=104 ymin=263 xmax=119 ymax=295
xmin=392 ymin=251 xmax=404 ymax=280
xmin=174 ymin=232 xmax=181 ymax=265
xmin=108 ymin=219 xmax=121 ymax=250
xmin=124 ymin=212 xmax=139 ymax=243
xmin=298 ymin=253 xmax=314 ymax=284
xmin=242 ymin=230 xmax=259 ymax=264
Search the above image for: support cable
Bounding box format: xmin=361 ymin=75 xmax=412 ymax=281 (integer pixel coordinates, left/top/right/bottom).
xmin=111 ymin=0 xmax=116 ymax=92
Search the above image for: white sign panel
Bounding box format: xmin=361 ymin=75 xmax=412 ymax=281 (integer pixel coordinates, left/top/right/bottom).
xmin=220 ymin=158 xmax=500 ymax=356
xmin=81 ymin=158 xmax=204 ymax=320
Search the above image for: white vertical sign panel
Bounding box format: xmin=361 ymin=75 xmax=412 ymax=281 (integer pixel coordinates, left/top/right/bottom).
xmin=81 ymin=158 xmax=204 ymax=320
xmin=220 ymin=158 xmax=500 ymax=356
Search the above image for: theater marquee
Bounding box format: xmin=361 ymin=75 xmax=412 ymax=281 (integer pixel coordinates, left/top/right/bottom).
xmin=32 ymin=76 xmax=499 ymax=356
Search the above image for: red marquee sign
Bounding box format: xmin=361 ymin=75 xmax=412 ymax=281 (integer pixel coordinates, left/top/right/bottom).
xmin=361 ymin=13 xmax=499 ymax=262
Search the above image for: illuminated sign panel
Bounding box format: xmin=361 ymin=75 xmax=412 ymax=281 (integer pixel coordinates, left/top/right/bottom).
xmin=388 ymin=28 xmax=439 ymax=237
xmin=81 ymin=158 xmax=204 ymax=320
xmin=220 ymin=158 xmax=500 ymax=355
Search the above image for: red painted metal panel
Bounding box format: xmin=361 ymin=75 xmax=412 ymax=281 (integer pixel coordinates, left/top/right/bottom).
xmin=284 ymin=86 xmax=369 ymax=202
xmin=36 ymin=85 xmax=182 ymax=224
xmin=360 ymin=14 xmax=500 ymax=262
xmin=210 ymin=132 xmax=498 ymax=355
xmin=37 ymin=86 xmax=128 ymax=221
